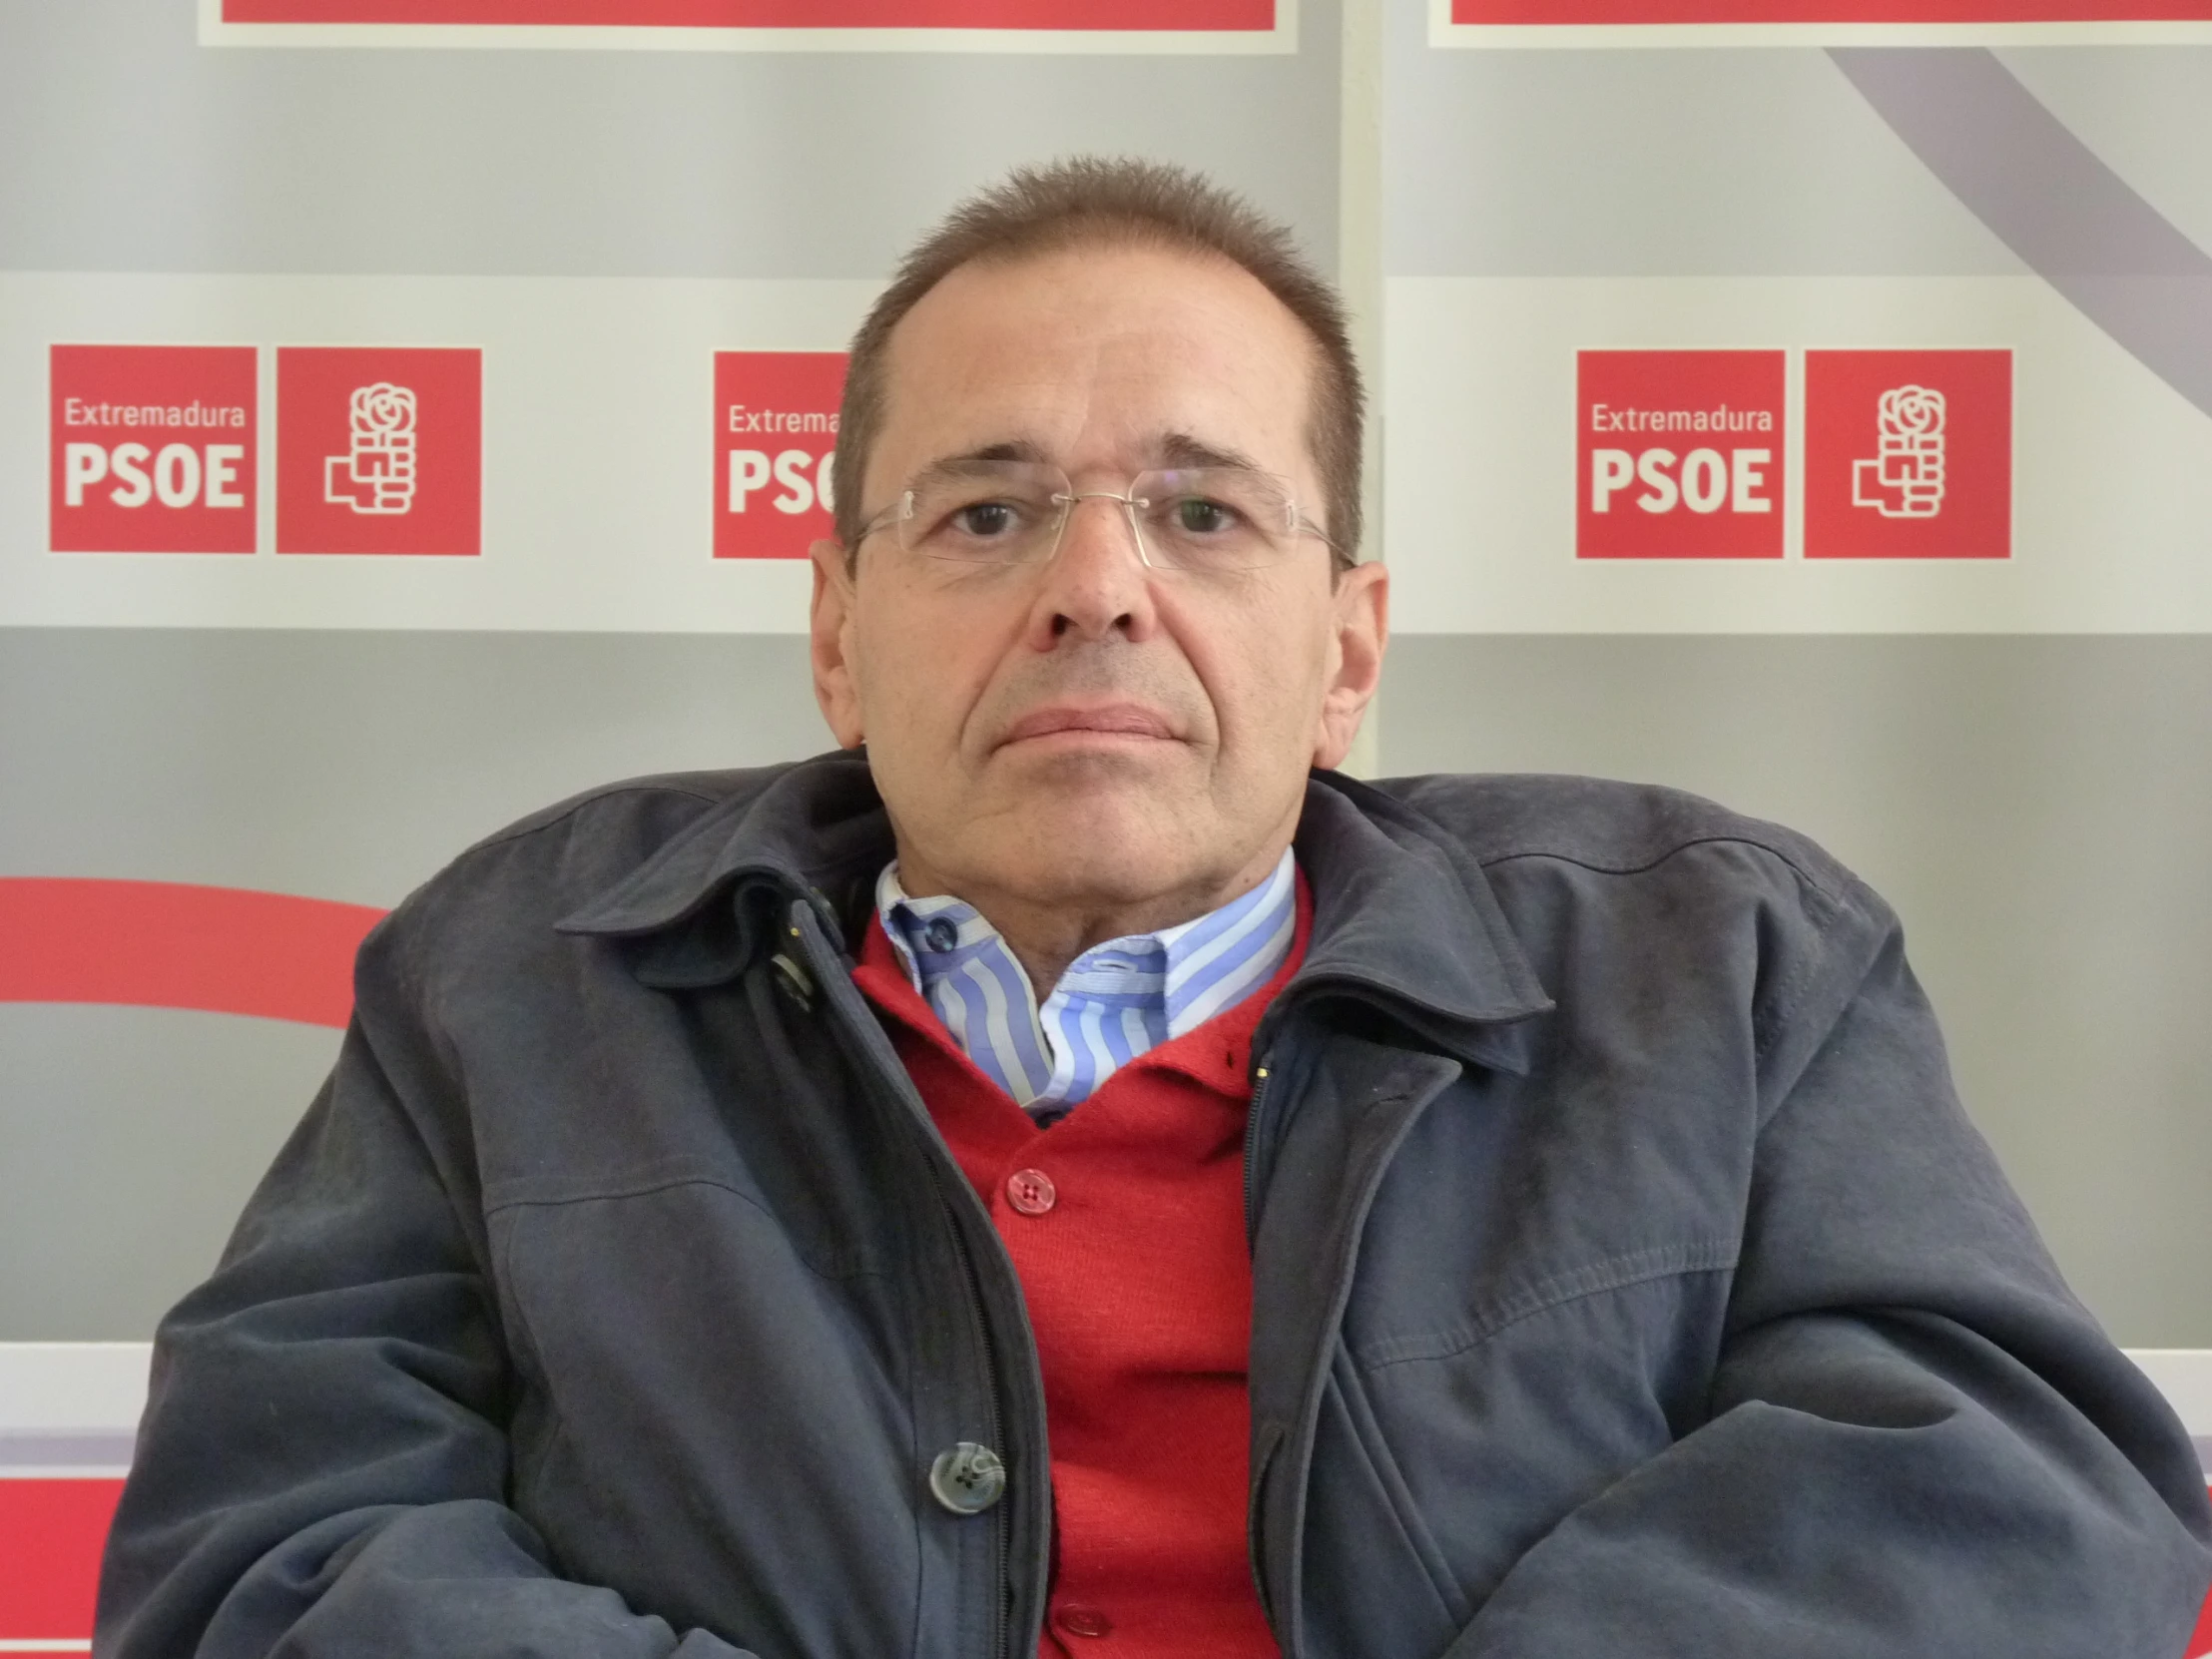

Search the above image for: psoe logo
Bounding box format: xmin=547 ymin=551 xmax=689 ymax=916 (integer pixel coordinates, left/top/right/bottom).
xmin=1805 ymin=349 xmax=2010 ymax=559
xmin=276 ymin=347 xmax=481 ymax=556
xmin=48 ymin=344 xmax=259 ymax=554
xmin=324 ymin=383 xmax=418 ymax=516
xmin=1576 ymin=350 xmax=1787 ymax=559
xmin=714 ymin=352 xmax=845 ymax=561
xmin=1852 ymin=385 xmax=1945 ymax=519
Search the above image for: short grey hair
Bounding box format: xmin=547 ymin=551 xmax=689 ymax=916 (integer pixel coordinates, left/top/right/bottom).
xmin=832 ymin=156 xmax=1364 ymax=572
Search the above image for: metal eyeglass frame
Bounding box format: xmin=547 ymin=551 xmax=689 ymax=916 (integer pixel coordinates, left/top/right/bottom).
xmin=850 ymin=464 xmax=1337 ymax=571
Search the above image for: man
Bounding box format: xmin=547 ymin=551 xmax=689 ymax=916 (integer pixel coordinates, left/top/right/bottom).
xmin=101 ymin=159 xmax=2210 ymax=1658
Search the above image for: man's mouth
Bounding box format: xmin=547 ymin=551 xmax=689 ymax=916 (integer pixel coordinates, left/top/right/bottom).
xmin=997 ymin=703 xmax=1180 ymax=748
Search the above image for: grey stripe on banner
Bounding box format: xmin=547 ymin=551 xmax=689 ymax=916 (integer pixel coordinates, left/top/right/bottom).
xmin=0 ymin=1430 xmax=135 ymax=1470
xmin=2197 ymin=1436 xmax=2212 ymax=1477
xmin=1831 ymin=48 xmax=2212 ymax=424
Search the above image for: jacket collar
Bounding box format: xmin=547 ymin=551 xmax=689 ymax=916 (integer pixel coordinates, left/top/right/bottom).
xmin=1283 ymin=772 xmax=1552 ymax=1074
xmin=558 ymin=751 xmax=1553 ymax=1069
xmin=555 ymin=752 xmax=892 ymax=987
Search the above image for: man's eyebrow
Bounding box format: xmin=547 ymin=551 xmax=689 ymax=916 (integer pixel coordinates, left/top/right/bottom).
xmin=908 ymin=440 xmax=1052 ymax=487
xmin=905 ymin=433 xmax=1273 ymax=486
xmin=1153 ymin=432 xmax=1268 ymax=473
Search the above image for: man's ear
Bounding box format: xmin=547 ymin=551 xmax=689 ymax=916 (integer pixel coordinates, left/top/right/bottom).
xmin=810 ymin=538 xmax=866 ymax=749
xmin=1313 ymin=559 xmax=1388 ymax=771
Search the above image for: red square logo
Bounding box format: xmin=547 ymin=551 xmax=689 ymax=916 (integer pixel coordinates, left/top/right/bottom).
xmin=1577 ymin=350 xmax=1786 ymax=559
xmin=49 ymin=345 xmax=258 ymax=553
xmin=1805 ymin=349 xmax=2011 ymax=559
xmin=714 ymin=351 xmax=844 ymax=560
xmin=276 ymin=347 xmax=481 ymax=555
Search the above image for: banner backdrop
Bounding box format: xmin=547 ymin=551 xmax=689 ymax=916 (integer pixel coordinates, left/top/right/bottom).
xmin=1386 ymin=28 xmax=2212 ymax=629
xmin=6 ymin=2 xmax=2212 ymax=1646
xmin=4 ymin=0 xmax=2211 ymax=1499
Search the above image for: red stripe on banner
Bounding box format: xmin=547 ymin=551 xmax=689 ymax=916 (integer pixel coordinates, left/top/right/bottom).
xmin=1452 ymin=1 xmax=2212 ymax=20
xmin=2189 ymin=1586 xmax=2212 ymax=1659
xmin=0 ymin=878 xmax=384 ymax=1029
xmin=0 ymin=1478 xmax=124 ymax=1642
xmin=224 ymin=0 xmax=1276 ymax=29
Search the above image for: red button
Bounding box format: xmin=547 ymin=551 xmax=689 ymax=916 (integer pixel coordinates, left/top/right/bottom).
xmin=1005 ymin=1168 xmax=1057 ymax=1216
xmin=1057 ymin=1605 xmax=1112 ymax=1638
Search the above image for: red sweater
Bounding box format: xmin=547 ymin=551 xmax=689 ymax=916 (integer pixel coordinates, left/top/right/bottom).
xmin=853 ymin=883 xmax=1309 ymax=1659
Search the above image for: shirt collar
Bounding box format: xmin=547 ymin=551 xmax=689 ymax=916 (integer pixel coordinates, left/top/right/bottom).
xmin=872 ymin=851 xmax=1301 ymax=1111
xmin=853 ymin=871 xmax=1310 ymax=1112
xmin=875 ymin=849 xmax=1299 ymax=1026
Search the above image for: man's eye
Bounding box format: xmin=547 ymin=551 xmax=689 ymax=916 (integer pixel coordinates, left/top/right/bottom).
xmin=1173 ymin=497 xmax=1239 ymax=535
xmin=952 ymin=501 xmax=1020 ymax=537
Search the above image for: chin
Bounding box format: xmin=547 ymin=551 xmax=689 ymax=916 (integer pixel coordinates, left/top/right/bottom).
xmin=1003 ymin=806 xmax=1200 ymax=902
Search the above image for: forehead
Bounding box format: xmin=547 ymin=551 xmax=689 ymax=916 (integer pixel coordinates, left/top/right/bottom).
xmin=869 ymin=243 xmax=1319 ymax=487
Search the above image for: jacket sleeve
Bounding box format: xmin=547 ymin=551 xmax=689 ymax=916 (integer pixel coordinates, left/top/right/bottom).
xmin=94 ymin=910 xmax=756 ymax=1659
xmin=1450 ymin=882 xmax=2212 ymax=1658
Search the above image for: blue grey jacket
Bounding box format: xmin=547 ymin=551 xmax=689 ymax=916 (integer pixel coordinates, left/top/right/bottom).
xmin=98 ymin=755 xmax=2212 ymax=1658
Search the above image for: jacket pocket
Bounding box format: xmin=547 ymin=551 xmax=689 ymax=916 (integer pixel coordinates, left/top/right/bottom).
xmin=1351 ymin=1239 xmax=1739 ymax=1373
xmin=1314 ymin=1249 xmax=1740 ymax=1642
xmin=1320 ymin=1341 xmax=1475 ymax=1635
xmin=1248 ymin=1417 xmax=1287 ymax=1634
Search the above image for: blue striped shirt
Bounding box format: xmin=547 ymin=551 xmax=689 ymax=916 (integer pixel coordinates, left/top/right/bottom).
xmin=876 ymin=849 xmax=1298 ymax=1117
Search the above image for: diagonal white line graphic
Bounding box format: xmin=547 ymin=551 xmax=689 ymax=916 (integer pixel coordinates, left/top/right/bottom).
xmin=1833 ymin=48 xmax=2212 ymax=424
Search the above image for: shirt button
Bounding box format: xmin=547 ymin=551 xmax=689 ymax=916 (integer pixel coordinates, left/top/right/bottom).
xmin=923 ymin=916 xmax=959 ymax=952
xmin=927 ymin=1441 xmax=1005 ymax=1515
xmin=1005 ymin=1168 xmax=1057 ymax=1216
xmin=1057 ymin=1605 xmax=1113 ymax=1638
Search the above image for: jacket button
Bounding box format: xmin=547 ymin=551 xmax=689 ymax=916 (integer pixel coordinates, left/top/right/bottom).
xmin=928 ymin=1441 xmax=1005 ymax=1515
xmin=1004 ymin=1168 xmax=1056 ymax=1216
xmin=770 ymin=951 xmax=815 ymax=1013
xmin=1057 ymin=1605 xmax=1113 ymax=1638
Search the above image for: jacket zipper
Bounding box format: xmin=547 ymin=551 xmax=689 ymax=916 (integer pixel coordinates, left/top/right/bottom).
xmin=1243 ymin=1050 xmax=1276 ymax=1252
xmin=1240 ymin=1048 xmax=1277 ymax=1645
xmin=1243 ymin=996 xmax=1307 ymax=1249
xmin=788 ymin=902 xmax=1018 ymax=1659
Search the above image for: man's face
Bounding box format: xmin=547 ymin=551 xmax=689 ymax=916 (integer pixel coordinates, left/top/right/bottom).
xmin=810 ymin=243 xmax=1386 ymax=922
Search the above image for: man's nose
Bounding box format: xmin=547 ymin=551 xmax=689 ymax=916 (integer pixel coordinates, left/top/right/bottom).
xmin=1028 ymin=492 xmax=1159 ymax=644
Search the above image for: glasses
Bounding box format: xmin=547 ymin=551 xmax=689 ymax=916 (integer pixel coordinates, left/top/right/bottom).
xmin=854 ymin=459 xmax=1333 ymax=572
